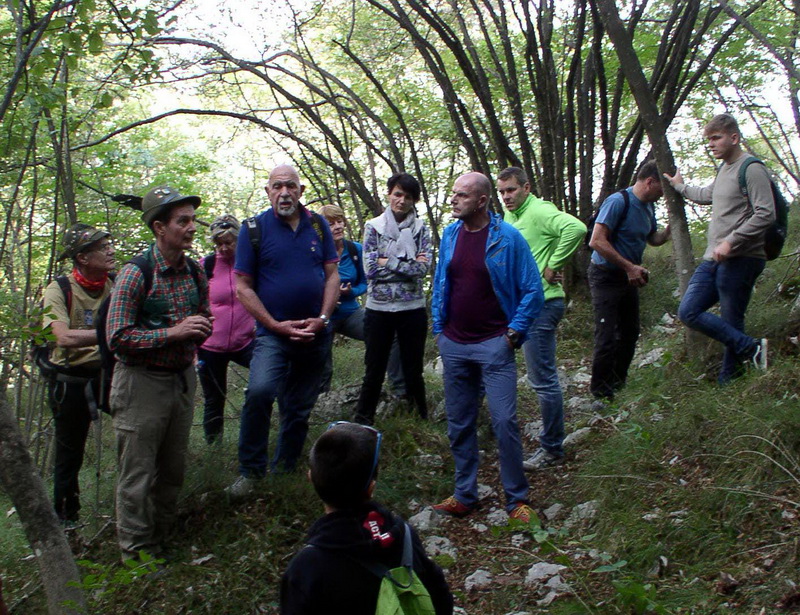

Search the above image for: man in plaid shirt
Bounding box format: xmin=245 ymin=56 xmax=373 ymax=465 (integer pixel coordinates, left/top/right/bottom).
xmin=106 ymin=185 xmax=211 ymax=562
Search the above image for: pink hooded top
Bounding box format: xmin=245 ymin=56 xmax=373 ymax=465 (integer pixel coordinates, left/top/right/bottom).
xmin=200 ymin=253 xmax=255 ymax=353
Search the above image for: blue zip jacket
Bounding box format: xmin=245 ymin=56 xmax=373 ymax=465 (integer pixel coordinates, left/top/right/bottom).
xmin=432 ymin=213 xmax=544 ymax=343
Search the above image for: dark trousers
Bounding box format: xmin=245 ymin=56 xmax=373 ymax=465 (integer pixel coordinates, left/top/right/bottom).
xmin=355 ymin=308 xmax=428 ymax=425
xmin=197 ymin=342 xmax=254 ymax=443
xmin=49 ymin=375 xmax=100 ymax=521
xmin=589 ymin=264 xmax=640 ymax=400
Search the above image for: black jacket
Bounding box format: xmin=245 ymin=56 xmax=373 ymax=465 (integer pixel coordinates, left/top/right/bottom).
xmin=280 ymin=501 xmax=453 ymax=615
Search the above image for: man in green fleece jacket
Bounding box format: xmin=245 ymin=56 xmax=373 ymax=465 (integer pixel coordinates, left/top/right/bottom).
xmin=497 ymin=167 xmax=586 ymax=470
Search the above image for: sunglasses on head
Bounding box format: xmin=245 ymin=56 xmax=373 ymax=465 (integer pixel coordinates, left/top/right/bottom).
xmin=211 ymin=220 xmax=235 ymax=231
xmin=327 ymin=421 xmax=382 ymax=490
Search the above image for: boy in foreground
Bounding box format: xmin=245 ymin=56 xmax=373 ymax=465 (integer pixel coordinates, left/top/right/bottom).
xmin=280 ymin=422 xmax=453 ymax=614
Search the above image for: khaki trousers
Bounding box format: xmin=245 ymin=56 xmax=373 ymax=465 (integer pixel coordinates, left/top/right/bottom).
xmin=110 ymin=363 xmax=195 ymax=556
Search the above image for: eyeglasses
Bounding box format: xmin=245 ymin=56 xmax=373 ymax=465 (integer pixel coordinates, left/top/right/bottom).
xmin=327 ymin=421 xmax=382 ymax=490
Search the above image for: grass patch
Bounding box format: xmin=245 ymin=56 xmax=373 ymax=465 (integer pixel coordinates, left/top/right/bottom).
xmin=4 ymin=223 xmax=800 ymax=612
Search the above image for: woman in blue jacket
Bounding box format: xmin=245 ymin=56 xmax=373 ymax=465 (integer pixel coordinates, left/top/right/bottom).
xmin=317 ymin=205 xmax=368 ymax=393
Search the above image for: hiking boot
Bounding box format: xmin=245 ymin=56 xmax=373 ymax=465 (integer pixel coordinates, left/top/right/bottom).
xmin=225 ymin=475 xmax=259 ymax=500
xmin=523 ymin=448 xmax=565 ymax=472
xmin=432 ymin=496 xmax=474 ymax=518
xmin=509 ymin=503 xmax=536 ymax=524
xmin=751 ymin=338 xmax=768 ymax=371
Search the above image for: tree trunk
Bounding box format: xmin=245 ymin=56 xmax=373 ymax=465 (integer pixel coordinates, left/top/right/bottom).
xmin=0 ymin=395 xmax=86 ymax=614
xmin=594 ymin=0 xmax=695 ymax=296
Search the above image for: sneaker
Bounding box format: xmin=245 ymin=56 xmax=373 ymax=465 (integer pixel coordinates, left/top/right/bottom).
xmin=751 ymin=338 xmax=768 ymax=371
xmin=225 ymin=475 xmax=259 ymax=500
xmin=509 ymin=503 xmax=536 ymax=524
xmin=432 ymin=496 xmax=474 ymax=518
xmin=523 ymin=448 xmax=565 ymax=472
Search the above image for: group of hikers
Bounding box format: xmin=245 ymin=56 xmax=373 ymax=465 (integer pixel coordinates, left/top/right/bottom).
xmin=41 ymin=113 xmax=776 ymax=613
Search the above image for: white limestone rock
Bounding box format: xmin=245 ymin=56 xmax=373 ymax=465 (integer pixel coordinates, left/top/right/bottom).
xmin=563 ymin=500 xmax=599 ymax=529
xmin=424 ymin=535 xmax=458 ymax=559
xmin=563 ymin=427 xmax=592 ymax=447
xmin=486 ymin=507 xmax=509 ymax=526
xmin=525 ymin=562 xmax=567 ymax=586
xmin=464 ymin=569 xmax=493 ymax=591
xmin=409 ymin=507 xmax=441 ymax=531
xmin=542 ymin=503 xmax=564 ymax=521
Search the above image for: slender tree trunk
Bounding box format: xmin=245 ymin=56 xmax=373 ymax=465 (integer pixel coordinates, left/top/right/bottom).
xmin=594 ymin=0 xmax=695 ymax=295
xmin=0 ymin=395 xmax=86 ymax=614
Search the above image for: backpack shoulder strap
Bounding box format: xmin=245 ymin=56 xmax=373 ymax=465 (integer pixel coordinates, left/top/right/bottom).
xmin=203 ymin=254 xmax=216 ymax=280
xmin=380 ymin=524 xmax=415 ymax=590
xmin=344 ymin=240 xmax=364 ymax=285
xmin=128 ymin=253 xmax=155 ymax=295
xmin=244 ymin=216 xmax=260 ymax=253
xmin=737 ymin=156 xmax=763 ymax=200
xmin=310 ymin=211 xmax=328 ymax=249
xmin=619 ymin=188 xmax=631 ymax=220
xmin=344 ymin=239 xmax=358 ymax=261
xmin=400 ymin=522 xmax=413 ymax=569
xmin=56 ymin=275 xmax=72 ymax=315
xmin=606 ymin=189 xmax=632 ymax=243
xmin=186 ymin=257 xmax=203 ymax=291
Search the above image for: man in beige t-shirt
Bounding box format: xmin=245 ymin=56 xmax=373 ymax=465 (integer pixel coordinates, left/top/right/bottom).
xmin=43 ymin=223 xmax=115 ymax=524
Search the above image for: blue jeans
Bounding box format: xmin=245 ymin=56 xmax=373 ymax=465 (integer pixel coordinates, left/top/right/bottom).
xmin=320 ymin=308 xmax=365 ymax=393
xmin=523 ymin=298 xmax=565 ymax=456
xmin=320 ymin=307 xmax=406 ymax=395
xmin=238 ymin=331 xmax=329 ymax=476
xmin=437 ymin=333 xmax=528 ymax=512
xmin=678 ymin=257 xmax=765 ymax=383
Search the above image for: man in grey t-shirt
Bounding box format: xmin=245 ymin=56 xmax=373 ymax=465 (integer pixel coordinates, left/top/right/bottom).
xmin=665 ymin=113 xmax=774 ymax=383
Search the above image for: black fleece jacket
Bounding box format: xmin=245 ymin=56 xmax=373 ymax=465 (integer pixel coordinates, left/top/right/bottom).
xmin=280 ymin=501 xmax=453 ymax=615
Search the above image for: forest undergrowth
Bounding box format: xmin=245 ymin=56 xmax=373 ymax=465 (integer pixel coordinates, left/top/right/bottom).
xmin=2 ymin=240 xmax=800 ymax=614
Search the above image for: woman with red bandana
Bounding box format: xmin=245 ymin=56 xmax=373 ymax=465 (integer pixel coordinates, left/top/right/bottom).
xmin=42 ymin=223 xmax=115 ymax=525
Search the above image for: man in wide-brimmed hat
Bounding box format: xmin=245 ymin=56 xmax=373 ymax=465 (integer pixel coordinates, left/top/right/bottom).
xmin=106 ymin=185 xmax=212 ymax=562
xmin=43 ymin=223 xmax=115 ymax=526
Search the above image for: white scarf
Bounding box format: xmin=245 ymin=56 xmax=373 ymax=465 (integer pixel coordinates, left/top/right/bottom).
xmin=380 ymin=208 xmax=419 ymax=260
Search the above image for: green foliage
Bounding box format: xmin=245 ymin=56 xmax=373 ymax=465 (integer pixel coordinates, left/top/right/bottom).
xmin=574 ymin=226 xmax=800 ymax=610
xmin=611 ymin=579 xmax=668 ymax=614
xmin=69 ymin=551 xmax=166 ymax=599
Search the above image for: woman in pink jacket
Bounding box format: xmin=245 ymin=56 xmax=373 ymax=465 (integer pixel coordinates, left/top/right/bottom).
xmin=198 ymin=215 xmax=255 ymax=443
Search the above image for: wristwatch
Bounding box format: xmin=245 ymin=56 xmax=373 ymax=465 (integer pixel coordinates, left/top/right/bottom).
xmin=505 ymin=328 xmax=521 ymax=348
xmin=319 ymin=314 xmax=330 ymax=326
